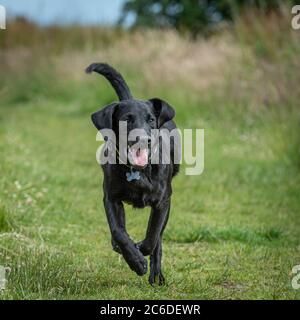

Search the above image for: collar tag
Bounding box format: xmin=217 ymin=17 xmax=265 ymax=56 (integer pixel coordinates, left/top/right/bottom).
xmin=126 ymin=169 xmax=140 ymax=182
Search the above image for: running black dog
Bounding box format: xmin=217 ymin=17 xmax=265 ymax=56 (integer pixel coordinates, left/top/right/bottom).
xmin=86 ymin=63 xmax=179 ymax=285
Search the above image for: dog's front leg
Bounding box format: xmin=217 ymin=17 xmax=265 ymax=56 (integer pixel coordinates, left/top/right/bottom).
xmin=137 ymin=200 xmax=170 ymax=284
xmin=148 ymin=237 xmax=165 ymax=285
xmin=104 ymin=196 xmax=147 ymax=276
xmin=149 ymin=207 xmax=170 ymax=285
xmin=110 ymin=201 xmax=126 ymax=254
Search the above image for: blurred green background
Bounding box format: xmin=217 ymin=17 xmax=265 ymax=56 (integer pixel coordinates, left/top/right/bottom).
xmin=0 ymin=0 xmax=300 ymax=299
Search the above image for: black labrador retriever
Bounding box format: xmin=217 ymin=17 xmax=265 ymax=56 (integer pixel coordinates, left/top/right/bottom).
xmin=86 ymin=63 xmax=179 ymax=285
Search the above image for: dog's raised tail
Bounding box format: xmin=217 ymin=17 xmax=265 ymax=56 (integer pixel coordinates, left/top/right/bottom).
xmin=85 ymin=63 xmax=133 ymax=101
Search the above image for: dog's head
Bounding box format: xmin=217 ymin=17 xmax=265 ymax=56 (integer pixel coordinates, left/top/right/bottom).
xmin=91 ymin=98 xmax=175 ymax=169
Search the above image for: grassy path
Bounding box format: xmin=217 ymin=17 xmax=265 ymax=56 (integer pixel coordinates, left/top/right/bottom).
xmin=1 ymin=82 xmax=299 ymax=299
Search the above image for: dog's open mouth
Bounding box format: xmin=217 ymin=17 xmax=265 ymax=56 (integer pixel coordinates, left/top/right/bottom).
xmin=128 ymin=146 xmax=149 ymax=169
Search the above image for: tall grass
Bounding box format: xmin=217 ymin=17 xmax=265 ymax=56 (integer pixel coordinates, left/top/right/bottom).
xmin=232 ymin=8 xmax=300 ymax=168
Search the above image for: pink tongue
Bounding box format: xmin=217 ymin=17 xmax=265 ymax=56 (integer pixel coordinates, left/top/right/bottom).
xmin=132 ymin=148 xmax=148 ymax=167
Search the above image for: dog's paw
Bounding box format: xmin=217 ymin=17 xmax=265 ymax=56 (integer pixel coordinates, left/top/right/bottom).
xmin=123 ymin=247 xmax=148 ymax=276
xmin=149 ymin=270 xmax=165 ymax=286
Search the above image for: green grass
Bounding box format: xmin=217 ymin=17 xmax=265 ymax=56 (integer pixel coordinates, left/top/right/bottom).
xmin=0 ymin=78 xmax=299 ymax=299
xmin=0 ymin=207 xmax=12 ymax=232
xmin=0 ymin=20 xmax=300 ymax=299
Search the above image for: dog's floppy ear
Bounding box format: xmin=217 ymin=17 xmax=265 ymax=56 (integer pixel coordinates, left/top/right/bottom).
xmin=149 ymin=98 xmax=175 ymax=128
xmin=91 ymin=103 xmax=118 ymax=130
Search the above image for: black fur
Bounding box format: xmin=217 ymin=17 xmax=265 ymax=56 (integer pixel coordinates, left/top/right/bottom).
xmin=87 ymin=63 xmax=179 ymax=285
xmin=86 ymin=63 xmax=133 ymax=101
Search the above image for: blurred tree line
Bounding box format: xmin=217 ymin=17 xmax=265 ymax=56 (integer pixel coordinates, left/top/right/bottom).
xmin=119 ymin=0 xmax=297 ymax=36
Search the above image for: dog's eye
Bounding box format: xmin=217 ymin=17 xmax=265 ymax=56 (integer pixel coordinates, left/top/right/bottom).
xmin=148 ymin=117 xmax=155 ymax=123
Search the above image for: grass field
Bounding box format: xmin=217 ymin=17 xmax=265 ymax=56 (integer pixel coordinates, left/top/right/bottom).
xmin=0 ymin=14 xmax=300 ymax=299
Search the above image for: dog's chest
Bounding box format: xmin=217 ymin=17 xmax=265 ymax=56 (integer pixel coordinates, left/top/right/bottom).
xmin=123 ymin=179 xmax=158 ymax=208
xmin=106 ymin=165 xmax=171 ymax=209
xmin=125 ymin=190 xmax=154 ymax=208
xmin=120 ymin=172 xmax=164 ymax=208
